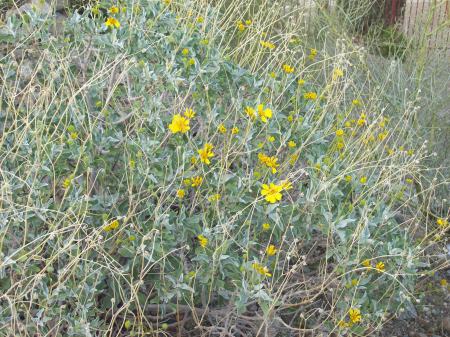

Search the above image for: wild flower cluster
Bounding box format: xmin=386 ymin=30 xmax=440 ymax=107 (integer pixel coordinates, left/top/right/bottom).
xmin=0 ymin=0 xmax=447 ymax=336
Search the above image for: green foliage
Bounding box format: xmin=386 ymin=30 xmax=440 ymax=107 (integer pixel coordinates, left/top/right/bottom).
xmin=0 ymin=0 xmax=448 ymax=336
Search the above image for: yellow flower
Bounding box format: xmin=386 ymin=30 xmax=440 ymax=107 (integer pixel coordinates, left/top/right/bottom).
xmin=69 ymin=132 xmax=78 ymax=140
xmin=362 ymin=259 xmax=371 ymax=267
xmin=351 ymin=279 xmax=359 ymax=287
xmin=280 ymin=180 xmax=293 ymax=190
xmin=252 ymin=262 xmax=272 ymax=277
xmin=269 ymin=71 xmax=276 ymax=78
xmin=198 ymin=143 xmax=214 ymax=165
xmin=103 ymin=219 xmax=119 ymax=232
xmin=352 ymin=99 xmax=361 ymax=106
xmin=197 ymin=16 xmax=204 ymax=23
xmin=191 ymin=176 xmax=203 ymax=187
xmin=344 ymin=175 xmax=352 ymax=182
xmin=304 ymin=92 xmax=317 ymax=100
xmin=260 ymin=40 xmax=276 ymax=49
xmin=267 ymin=136 xmax=275 ymax=142
xmin=231 ymin=127 xmax=239 ymax=134
xmin=261 ymin=183 xmax=283 ymax=203
xmin=237 ymin=21 xmax=245 ymax=31
xmin=290 ymin=153 xmax=299 ymax=165
xmin=375 ymin=261 xmax=385 ymax=273
xmin=91 ymin=6 xmax=100 ymax=16
xmin=288 ymin=140 xmax=296 ymax=148
xmin=62 ymin=177 xmax=72 ymax=189
xmin=183 ymin=108 xmax=195 ymax=119
xmin=176 ymin=189 xmax=185 ymax=198
xmin=197 ymin=234 xmax=208 ymax=248
xmin=348 ymin=308 xmax=361 ymax=324
xmin=168 ymin=114 xmax=190 ymax=134
xmin=183 ymin=178 xmax=192 ymax=186
xmin=245 ymin=19 xmax=252 ymax=25
xmin=332 ymin=68 xmax=344 ymax=80
xmin=182 ymin=48 xmax=189 ymax=55
xmin=109 ymin=6 xmax=119 ymax=14
xmin=262 ymin=223 xmax=271 ymax=231
xmin=297 ymin=79 xmax=305 ymax=86
xmin=266 ymin=244 xmax=278 ymax=256
xmin=440 ymin=279 xmax=448 ymax=287
xmin=336 ymin=129 xmax=344 ymax=137
xmin=258 ymin=153 xmax=279 ymax=174
xmin=257 ymin=104 xmax=272 ymax=123
xmin=208 ymin=193 xmax=221 ymax=202
xmin=360 ymin=176 xmax=367 ymax=184
xmin=190 ymin=156 xmax=197 ymax=164
xmin=245 ymin=106 xmax=256 ymax=119
xmin=218 ymin=124 xmax=227 ymax=133
xmin=405 ymin=178 xmax=413 ymax=184
xmin=188 ymin=58 xmax=195 ymax=66
xmin=437 ymin=218 xmax=448 ymax=228
xmin=282 ymin=64 xmax=295 ymax=74
xmin=105 ymin=17 xmax=120 ymax=28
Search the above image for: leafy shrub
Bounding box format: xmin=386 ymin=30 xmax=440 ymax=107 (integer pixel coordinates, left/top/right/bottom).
xmin=0 ymin=0 xmax=448 ymax=336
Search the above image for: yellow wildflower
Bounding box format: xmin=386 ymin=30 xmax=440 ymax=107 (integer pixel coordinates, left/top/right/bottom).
xmin=183 ymin=178 xmax=192 ymax=186
xmin=332 ymin=68 xmax=344 ymax=80
xmin=197 ymin=234 xmax=208 ymax=248
xmin=360 ymin=176 xmax=367 ymax=184
xmin=168 ymin=114 xmax=190 ymax=134
xmin=269 ymin=71 xmax=276 ymax=78
xmin=440 ymin=279 xmax=448 ymax=287
xmin=237 ymin=21 xmax=245 ymax=31
xmin=266 ymin=244 xmax=278 ymax=256
xmin=231 ymin=127 xmax=239 ymax=135
xmin=182 ymin=48 xmax=189 ymax=55
xmin=375 ymin=261 xmax=385 ymax=273
xmin=336 ymin=129 xmax=344 ymax=137
xmin=245 ymin=106 xmax=256 ymax=119
xmin=261 ymin=183 xmax=283 ymax=203
xmin=191 ymin=176 xmax=203 ymax=187
xmin=257 ymin=104 xmax=272 ymax=123
xmin=267 ymin=136 xmax=275 ymax=142
xmin=348 ymin=308 xmax=361 ymax=324
xmin=258 ymin=153 xmax=279 ymax=174
xmin=297 ymin=79 xmax=305 ymax=86
xmin=62 ymin=177 xmax=72 ymax=189
xmin=262 ymin=223 xmax=271 ymax=231
xmin=352 ymin=99 xmax=361 ymax=106
xmin=105 ymin=17 xmax=120 ymax=28
xmin=288 ymin=140 xmax=296 ymax=148
xmin=260 ymin=40 xmax=276 ymax=49
xmin=280 ymin=180 xmax=293 ymax=190
xmin=351 ymin=279 xmax=359 ymax=287
xmin=304 ymin=92 xmax=317 ymax=100
xmin=218 ymin=124 xmax=227 ymax=133
xmin=245 ymin=19 xmax=252 ymax=25
xmin=437 ymin=218 xmax=448 ymax=228
xmin=344 ymin=175 xmax=352 ymax=182
xmin=197 ymin=16 xmax=204 ymax=23
xmin=208 ymin=193 xmax=221 ymax=202
xmin=282 ymin=64 xmax=295 ymax=74
xmin=198 ymin=143 xmax=214 ymax=165
xmin=252 ymin=262 xmax=272 ymax=277
xmin=309 ymin=48 xmax=317 ymax=60
xmin=109 ymin=6 xmax=119 ymax=14
xmin=176 ymin=189 xmax=185 ymax=198
xmin=362 ymin=259 xmax=371 ymax=267
xmin=183 ymin=108 xmax=195 ymax=119
xmin=103 ymin=219 xmax=119 ymax=232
